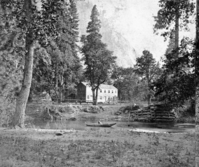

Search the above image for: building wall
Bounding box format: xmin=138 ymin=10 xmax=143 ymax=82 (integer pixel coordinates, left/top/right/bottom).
xmin=85 ymin=87 xmax=118 ymax=103
xmin=77 ymin=83 xmax=118 ymax=103
xmin=98 ymin=88 xmax=118 ymax=103
xmin=85 ymin=86 xmax=93 ymax=102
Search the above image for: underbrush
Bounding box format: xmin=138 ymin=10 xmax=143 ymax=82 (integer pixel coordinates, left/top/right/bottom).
xmin=176 ymin=117 xmax=195 ymax=123
xmin=175 ymin=100 xmax=195 ymax=123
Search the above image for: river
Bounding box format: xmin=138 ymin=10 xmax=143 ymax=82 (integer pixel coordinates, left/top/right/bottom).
xmin=30 ymin=117 xmax=195 ymax=133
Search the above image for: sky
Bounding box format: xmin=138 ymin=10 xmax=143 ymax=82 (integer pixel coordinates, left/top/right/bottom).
xmin=78 ymin=0 xmax=195 ymax=63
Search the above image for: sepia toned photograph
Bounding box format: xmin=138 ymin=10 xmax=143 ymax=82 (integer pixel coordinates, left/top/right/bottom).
xmin=0 ymin=0 xmax=198 ymax=166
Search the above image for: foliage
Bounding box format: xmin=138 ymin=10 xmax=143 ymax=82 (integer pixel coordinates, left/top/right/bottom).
xmin=31 ymin=0 xmax=82 ymax=102
xmin=0 ymin=0 xmax=73 ymax=127
xmin=81 ymin=5 xmax=116 ymax=104
xmin=0 ymin=3 xmax=24 ymax=126
xmin=134 ymin=50 xmax=161 ymax=105
xmin=153 ymin=0 xmax=195 ymax=113
xmin=154 ymin=38 xmax=194 ymax=106
xmin=154 ymin=0 xmax=194 ymax=39
xmin=112 ymin=67 xmax=145 ymax=101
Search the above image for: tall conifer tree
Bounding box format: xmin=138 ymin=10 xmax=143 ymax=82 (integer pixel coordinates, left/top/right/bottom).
xmin=32 ymin=0 xmax=82 ymax=102
xmin=81 ymin=5 xmax=116 ymax=105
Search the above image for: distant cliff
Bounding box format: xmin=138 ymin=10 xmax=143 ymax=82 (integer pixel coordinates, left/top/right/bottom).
xmin=76 ymin=0 xmax=139 ymax=67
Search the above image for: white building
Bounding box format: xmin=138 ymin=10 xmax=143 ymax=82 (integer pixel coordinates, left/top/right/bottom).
xmin=77 ymin=82 xmax=118 ymax=103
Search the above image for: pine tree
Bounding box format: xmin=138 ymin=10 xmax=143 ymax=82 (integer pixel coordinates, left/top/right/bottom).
xmin=32 ymin=0 xmax=82 ymax=102
xmin=81 ymin=5 xmax=116 ymax=105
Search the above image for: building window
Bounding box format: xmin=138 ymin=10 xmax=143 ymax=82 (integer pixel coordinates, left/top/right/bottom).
xmin=100 ymin=96 xmax=102 ymax=99
xmin=87 ymin=95 xmax=89 ymax=99
xmin=108 ymin=90 xmax=110 ymax=93
xmin=112 ymin=90 xmax=113 ymax=93
xmin=104 ymin=90 xmax=106 ymax=93
xmin=100 ymin=90 xmax=102 ymax=93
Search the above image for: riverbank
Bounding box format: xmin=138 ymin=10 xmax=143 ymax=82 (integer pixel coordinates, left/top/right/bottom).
xmin=0 ymin=128 xmax=196 ymax=167
xmin=25 ymin=102 xmax=195 ymax=125
xmin=0 ymin=103 xmax=196 ymax=166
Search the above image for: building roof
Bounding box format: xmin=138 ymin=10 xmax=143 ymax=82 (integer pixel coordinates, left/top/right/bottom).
xmin=81 ymin=82 xmax=117 ymax=90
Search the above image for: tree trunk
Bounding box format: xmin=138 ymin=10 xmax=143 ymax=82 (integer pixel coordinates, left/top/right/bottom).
xmin=95 ymin=88 xmax=99 ymax=104
xmin=196 ymin=0 xmax=199 ymax=126
xmin=92 ymin=88 xmax=97 ymax=105
xmin=59 ymin=75 xmax=64 ymax=102
xmin=11 ymin=41 xmax=36 ymax=128
xmin=59 ymin=86 xmax=63 ymax=103
xmin=195 ymin=1 xmax=199 ymax=165
xmin=175 ymin=5 xmax=179 ymax=50
xmin=147 ymin=86 xmax=151 ymax=107
xmin=147 ymin=71 xmax=151 ymax=107
xmin=55 ymin=62 xmax=59 ymax=103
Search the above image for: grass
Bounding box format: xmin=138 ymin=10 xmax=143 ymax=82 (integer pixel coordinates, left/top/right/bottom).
xmin=0 ymin=158 xmax=40 ymax=167
xmin=0 ymin=128 xmax=196 ymax=167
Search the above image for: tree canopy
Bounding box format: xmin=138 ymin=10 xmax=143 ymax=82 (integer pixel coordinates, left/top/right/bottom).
xmin=134 ymin=50 xmax=161 ymax=105
xmin=154 ymin=0 xmax=194 ymax=40
xmin=0 ymin=0 xmax=73 ymax=127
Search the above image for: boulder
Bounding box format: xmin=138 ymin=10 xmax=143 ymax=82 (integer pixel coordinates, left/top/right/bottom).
xmin=40 ymin=104 xmax=78 ymax=121
xmin=82 ymin=105 xmax=104 ymax=113
xmin=115 ymin=104 xmax=140 ymax=115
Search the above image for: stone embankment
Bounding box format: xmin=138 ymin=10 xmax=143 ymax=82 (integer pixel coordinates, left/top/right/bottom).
xmin=28 ymin=92 xmax=105 ymax=121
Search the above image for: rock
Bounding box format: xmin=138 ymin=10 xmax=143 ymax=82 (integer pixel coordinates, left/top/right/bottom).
xmin=82 ymin=106 xmax=104 ymax=113
xmin=99 ymin=106 xmax=105 ymax=111
xmin=40 ymin=104 xmax=79 ymax=121
xmin=115 ymin=111 xmax=121 ymax=115
xmin=124 ymin=110 xmax=129 ymax=114
xmin=58 ymin=105 xmax=76 ymax=114
xmin=115 ymin=104 xmax=140 ymax=115
xmin=41 ymin=107 xmax=54 ymax=121
xmin=68 ymin=117 xmax=76 ymax=121
xmin=40 ymin=104 xmax=104 ymax=121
